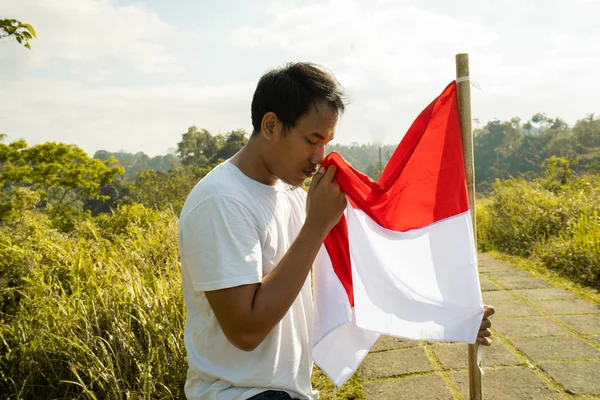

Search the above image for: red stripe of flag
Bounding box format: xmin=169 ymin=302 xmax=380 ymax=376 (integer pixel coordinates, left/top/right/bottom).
xmin=321 ymin=81 xmax=469 ymax=307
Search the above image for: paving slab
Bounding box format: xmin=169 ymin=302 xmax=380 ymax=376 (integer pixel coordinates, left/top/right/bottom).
xmin=493 ymin=317 xmax=570 ymax=338
xmin=480 ymin=277 xmax=502 ymax=292
xmin=532 ymin=299 xmax=600 ymax=315
xmin=511 ymin=336 xmax=600 ymax=361
xmin=512 ymin=288 xmax=578 ymax=300
xmin=371 ymin=335 xmax=419 ymax=352
xmin=451 ymin=367 xmax=559 ymax=399
xmin=493 ymin=277 xmax=553 ymax=290
xmin=432 ymin=342 xmax=520 ymax=370
xmin=478 ymin=268 xmax=521 ymax=276
xmin=539 ymin=361 xmax=600 ymax=395
xmin=477 ymin=254 xmax=519 ymax=272
xmin=363 ymin=375 xmax=453 ymax=399
xmin=556 ymin=314 xmax=600 ymax=334
xmin=492 ymin=302 xmax=542 ymax=318
xmin=360 ymin=347 xmax=433 ymax=380
xmin=477 ymin=264 xmax=521 ymax=274
xmin=482 ymin=290 xmax=519 ymax=304
xmin=484 ymin=269 xmax=536 ymax=279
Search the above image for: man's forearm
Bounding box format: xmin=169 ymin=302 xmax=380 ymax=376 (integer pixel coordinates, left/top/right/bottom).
xmin=246 ymin=222 xmax=327 ymax=343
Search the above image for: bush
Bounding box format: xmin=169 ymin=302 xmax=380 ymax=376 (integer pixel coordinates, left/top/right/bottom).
xmin=533 ymin=211 xmax=600 ymax=288
xmin=477 ymin=162 xmax=599 ymax=289
xmin=478 ymin=178 xmax=574 ymax=256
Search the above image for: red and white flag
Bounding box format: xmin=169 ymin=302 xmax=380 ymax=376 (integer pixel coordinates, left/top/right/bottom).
xmin=312 ymin=81 xmax=484 ymax=386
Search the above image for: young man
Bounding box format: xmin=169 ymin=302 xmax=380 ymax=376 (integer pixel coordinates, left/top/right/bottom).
xmin=178 ymin=62 xmax=494 ymax=400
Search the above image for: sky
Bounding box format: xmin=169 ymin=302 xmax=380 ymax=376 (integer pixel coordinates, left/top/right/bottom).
xmin=1 ymin=0 xmax=599 ymax=157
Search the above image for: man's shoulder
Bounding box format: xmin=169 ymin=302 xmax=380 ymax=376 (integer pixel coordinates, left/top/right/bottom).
xmin=193 ymin=162 xmax=234 ymax=192
xmin=180 ymin=162 xmax=258 ymax=220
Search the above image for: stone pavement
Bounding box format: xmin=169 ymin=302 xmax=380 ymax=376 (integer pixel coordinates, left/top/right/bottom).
xmin=359 ymin=253 xmax=600 ymax=399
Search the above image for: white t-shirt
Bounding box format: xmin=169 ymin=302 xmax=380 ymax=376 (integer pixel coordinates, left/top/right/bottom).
xmin=178 ymin=160 xmax=315 ymax=400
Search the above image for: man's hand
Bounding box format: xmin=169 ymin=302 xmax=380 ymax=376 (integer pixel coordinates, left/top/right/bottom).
xmin=477 ymin=305 xmax=495 ymax=346
xmin=305 ymin=165 xmax=347 ymax=239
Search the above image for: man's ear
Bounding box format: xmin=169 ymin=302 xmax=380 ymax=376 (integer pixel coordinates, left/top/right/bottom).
xmin=261 ymin=112 xmax=280 ymax=141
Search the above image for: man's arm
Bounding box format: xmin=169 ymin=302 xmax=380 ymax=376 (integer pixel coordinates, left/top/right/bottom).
xmin=205 ymin=166 xmax=345 ymax=351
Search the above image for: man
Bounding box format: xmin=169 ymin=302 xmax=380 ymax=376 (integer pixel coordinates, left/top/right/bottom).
xmin=178 ymin=62 xmax=494 ymax=400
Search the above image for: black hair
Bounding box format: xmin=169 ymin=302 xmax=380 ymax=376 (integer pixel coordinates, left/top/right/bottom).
xmin=250 ymin=62 xmax=347 ymax=137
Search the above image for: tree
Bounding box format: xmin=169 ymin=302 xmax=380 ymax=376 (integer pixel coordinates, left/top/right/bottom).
xmin=528 ymin=112 xmax=550 ymax=135
xmin=176 ymin=127 xmax=218 ymax=167
xmin=0 ymin=137 xmax=124 ymax=221
xmin=325 ymin=143 xmax=394 ymax=174
xmin=545 ymin=135 xmax=578 ymax=160
xmin=212 ymin=129 xmax=248 ymax=161
xmin=365 ymin=163 xmax=383 ymax=181
xmin=125 ymin=166 xmax=211 ymax=214
xmin=83 ymin=180 xmax=131 ymax=216
xmin=176 ymin=127 xmax=249 ymax=168
xmin=572 ymin=114 xmax=600 ymax=149
xmin=0 ymin=19 xmax=36 ymax=49
xmin=94 ymin=150 xmax=180 ymax=181
xmin=473 ymin=118 xmax=523 ymax=188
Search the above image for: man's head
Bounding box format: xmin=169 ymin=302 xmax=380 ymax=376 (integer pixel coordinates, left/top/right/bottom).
xmin=250 ymin=62 xmax=347 ymax=186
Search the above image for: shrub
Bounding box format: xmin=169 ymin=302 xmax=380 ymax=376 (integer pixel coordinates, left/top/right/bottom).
xmin=533 ymin=211 xmax=600 ymax=288
xmin=476 ymin=165 xmax=599 ymax=289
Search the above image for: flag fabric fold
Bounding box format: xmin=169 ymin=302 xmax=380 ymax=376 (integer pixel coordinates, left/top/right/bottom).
xmin=312 ymin=81 xmax=484 ymax=387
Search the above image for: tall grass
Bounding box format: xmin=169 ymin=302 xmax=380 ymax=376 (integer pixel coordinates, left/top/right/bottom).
xmin=0 ymin=203 xmax=353 ymax=399
xmin=0 ymin=205 xmax=186 ymax=399
xmin=477 ymin=169 xmax=600 ymax=289
xmin=534 ymin=211 xmax=600 ymax=288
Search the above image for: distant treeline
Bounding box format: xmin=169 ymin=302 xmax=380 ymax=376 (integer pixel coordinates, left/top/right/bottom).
xmin=94 ymin=113 xmax=599 ymax=191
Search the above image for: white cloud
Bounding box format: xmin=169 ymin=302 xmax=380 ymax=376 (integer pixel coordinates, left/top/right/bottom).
xmin=229 ymin=0 xmax=503 ymax=143
xmin=1 ymin=77 xmax=255 ymax=156
xmin=231 ymin=0 xmax=498 ymax=87
xmin=0 ymin=0 xmax=180 ymax=76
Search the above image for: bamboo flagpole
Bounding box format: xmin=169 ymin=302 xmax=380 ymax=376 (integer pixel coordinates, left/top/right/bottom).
xmin=455 ymin=53 xmax=483 ymax=400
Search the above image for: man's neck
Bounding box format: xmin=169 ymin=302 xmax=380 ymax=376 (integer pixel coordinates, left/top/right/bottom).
xmin=229 ymin=139 xmax=278 ymax=186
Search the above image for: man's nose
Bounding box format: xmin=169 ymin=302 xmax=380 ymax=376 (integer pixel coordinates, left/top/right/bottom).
xmin=310 ymin=144 xmax=326 ymax=166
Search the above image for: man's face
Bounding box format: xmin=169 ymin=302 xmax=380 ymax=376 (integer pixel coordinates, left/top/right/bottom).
xmin=266 ymin=99 xmax=338 ymax=187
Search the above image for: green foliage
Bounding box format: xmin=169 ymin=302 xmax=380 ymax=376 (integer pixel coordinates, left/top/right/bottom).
xmin=0 ymin=204 xmax=185 ymax=399
xmin=124 ymin=166 xmax=212 ymax=215
xmin=474 ymin=113 xmax=599 ymax=191
xmin=477 ymin=178 xmax=569 ymax=255
xmin=326 ymin=143 xmax=392 ymax=180
xmin=212 ymin=129 xmax=248 ymax=162
xmin=477 ymin=158 xmax=599 ymax=289
xmin=93 ymin=150 xmax=179 ymax=181
xmin=0 ymin=18 xmax=36 ymax=49
xmin=533 ymin=212 xmax=600 ymax=288
xmin=99 ymin=112 xmax=599 ymax=205
xmin=83 ymin=179 xmax=131 ymax=216
xmin=0 ymin=138 xmax=124 ymax=225
xmin=572 ymin=113 xmax=600 ymax=148
xmin=176 ymin=127 xmax=248 ymax=168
